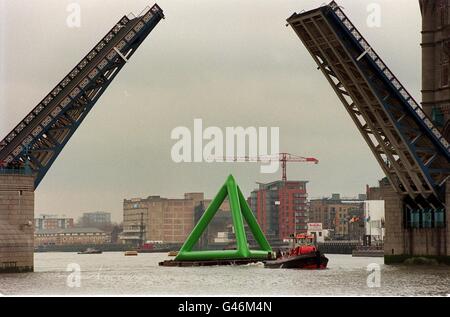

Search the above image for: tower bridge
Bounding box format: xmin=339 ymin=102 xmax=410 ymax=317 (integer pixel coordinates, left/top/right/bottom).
xmin=1 ymin=1 xmax=449 ymax=272
xmin=287 ymin=1 xmax=450 ymax=263
xmin=0 ymin=4 xmax=164 ymax=272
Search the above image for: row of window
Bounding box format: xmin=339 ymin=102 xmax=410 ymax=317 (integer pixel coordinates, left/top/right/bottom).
xmin=405 ymin=209 xmax=445 ymax=229
xmin=442 ymin=63 xmax=449 ymax=88
xmin=37 ymin=233 xmax=104 ymax=237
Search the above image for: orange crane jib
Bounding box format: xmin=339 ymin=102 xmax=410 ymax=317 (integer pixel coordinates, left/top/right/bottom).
xmin=219 ymin=153 xmax=319 ymax=182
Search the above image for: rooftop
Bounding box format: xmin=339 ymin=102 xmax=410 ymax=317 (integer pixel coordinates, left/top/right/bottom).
xmin=255 ymin=180 xmax=308 ymax=191
xmin=35 ymin=227 xmax=106 ymax=235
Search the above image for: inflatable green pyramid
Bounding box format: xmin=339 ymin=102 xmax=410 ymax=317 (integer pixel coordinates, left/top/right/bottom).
xmin=175 ymin=175 xmax=273 ymax=261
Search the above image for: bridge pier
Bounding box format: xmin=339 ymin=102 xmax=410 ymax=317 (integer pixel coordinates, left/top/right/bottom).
xmin=0 ymin=173 xmax=34 ymax=273
xmin=384 ymin=180 xmax=450 ymax=264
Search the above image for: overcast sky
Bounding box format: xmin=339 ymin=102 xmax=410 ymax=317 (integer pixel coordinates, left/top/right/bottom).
xmin=0 ymin=0 xmax=422 ymax=222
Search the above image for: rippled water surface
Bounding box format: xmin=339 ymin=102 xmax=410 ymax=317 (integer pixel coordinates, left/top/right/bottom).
xmin=0 ymin=253 xmax=449 ymax=296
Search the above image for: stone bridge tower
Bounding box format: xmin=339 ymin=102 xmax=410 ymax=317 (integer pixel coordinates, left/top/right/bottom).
xmin=420 ymin=0 xmax=450 ymax=139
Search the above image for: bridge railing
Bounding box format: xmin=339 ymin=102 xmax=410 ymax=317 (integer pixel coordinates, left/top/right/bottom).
xmin=0 ymin=4 xmax=164 ymax=174
xmin=0 ymin=16 xmax=132 ymax=155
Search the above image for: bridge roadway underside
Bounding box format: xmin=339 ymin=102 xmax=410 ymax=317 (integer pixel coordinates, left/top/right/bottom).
xmin=0 ymin=174 xmax=34 ymax=273
xmin=383 ymin=179 xmax=450 ymax=264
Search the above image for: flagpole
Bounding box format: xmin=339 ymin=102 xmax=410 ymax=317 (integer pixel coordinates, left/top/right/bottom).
xmin=368 ymin=209 xmax=371 ymax=246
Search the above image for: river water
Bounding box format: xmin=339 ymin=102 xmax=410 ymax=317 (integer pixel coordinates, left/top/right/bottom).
xmin=0 ymin=253 xmax=449 ymax=296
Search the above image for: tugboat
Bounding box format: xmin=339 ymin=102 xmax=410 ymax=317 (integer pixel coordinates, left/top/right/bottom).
xmin=137 ymin=241 xmax=170 ymax=253
xmin=78 ymin=248 xmax=102 ymax=254
xmin=264 ymin=234 xmax=328 ymax=269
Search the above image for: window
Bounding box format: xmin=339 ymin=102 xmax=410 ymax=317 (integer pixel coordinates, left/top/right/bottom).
xmin=439 ymin=0 xmax=449 ymax=27
xmin=442 ymin=41 xmax=450 ymax=87
xmin=442 ymin=64 xmax=449 ymax=87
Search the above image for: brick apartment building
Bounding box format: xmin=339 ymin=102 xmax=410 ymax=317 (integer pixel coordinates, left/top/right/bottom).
xmin=249 ymin=180 xmax=309 ymax=240
xmin=121 ymin=193 xmax=205 ymax=245
xmin=309 ymin=194 xmax=365 ymax=240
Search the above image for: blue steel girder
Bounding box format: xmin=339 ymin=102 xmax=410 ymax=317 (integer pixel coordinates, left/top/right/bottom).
xmin=0 ymin=4 xmax=164 ymax=188
xmin=287 ymin=1 xmax=450 ymax=203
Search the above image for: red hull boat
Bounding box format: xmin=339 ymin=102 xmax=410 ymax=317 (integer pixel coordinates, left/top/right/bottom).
xmin=264 ymin=251 xmax=328 ymax=269
xmin=264 ymin=235 xmax=328 ymax=269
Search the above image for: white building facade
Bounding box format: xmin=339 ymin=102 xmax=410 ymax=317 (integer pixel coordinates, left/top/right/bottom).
xmin=364 ymin=200 xmax=385 ymax=243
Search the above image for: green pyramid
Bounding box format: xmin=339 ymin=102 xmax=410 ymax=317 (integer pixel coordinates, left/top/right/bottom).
xmin=175 ymin=175 xmax=273 ymax=261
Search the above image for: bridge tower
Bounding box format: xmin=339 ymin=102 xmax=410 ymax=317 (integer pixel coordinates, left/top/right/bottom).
xmin=287 ymin=1 xmax=450 ymax=264
xmin=420 ymin=0 xmax=450 ymax=141
xmin=0 ymin=4 xmax=164 ymax=273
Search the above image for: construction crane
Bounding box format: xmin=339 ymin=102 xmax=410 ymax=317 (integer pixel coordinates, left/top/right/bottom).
xmin=219 ymin=153 xmax=319 ymax=182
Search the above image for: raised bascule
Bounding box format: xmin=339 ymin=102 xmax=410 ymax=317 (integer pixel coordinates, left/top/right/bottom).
xmin=0 ymin=4 xmax=164 ymax=188
xmin=0 ymin=4 xmax=164 ymax=272
xmin=287 ymin=1 xmax=450 ymax=263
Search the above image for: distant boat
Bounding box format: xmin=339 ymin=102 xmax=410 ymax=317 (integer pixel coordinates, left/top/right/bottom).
xmin=78 ymin=248 xmax=102 ymax=254
xmin=137 ymin=242 xmax=170 ymax=253
xmin=124 ymin=250 xmax=138 ymax=256
xmin=168 ymin=251 xmax=178 ymax=257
